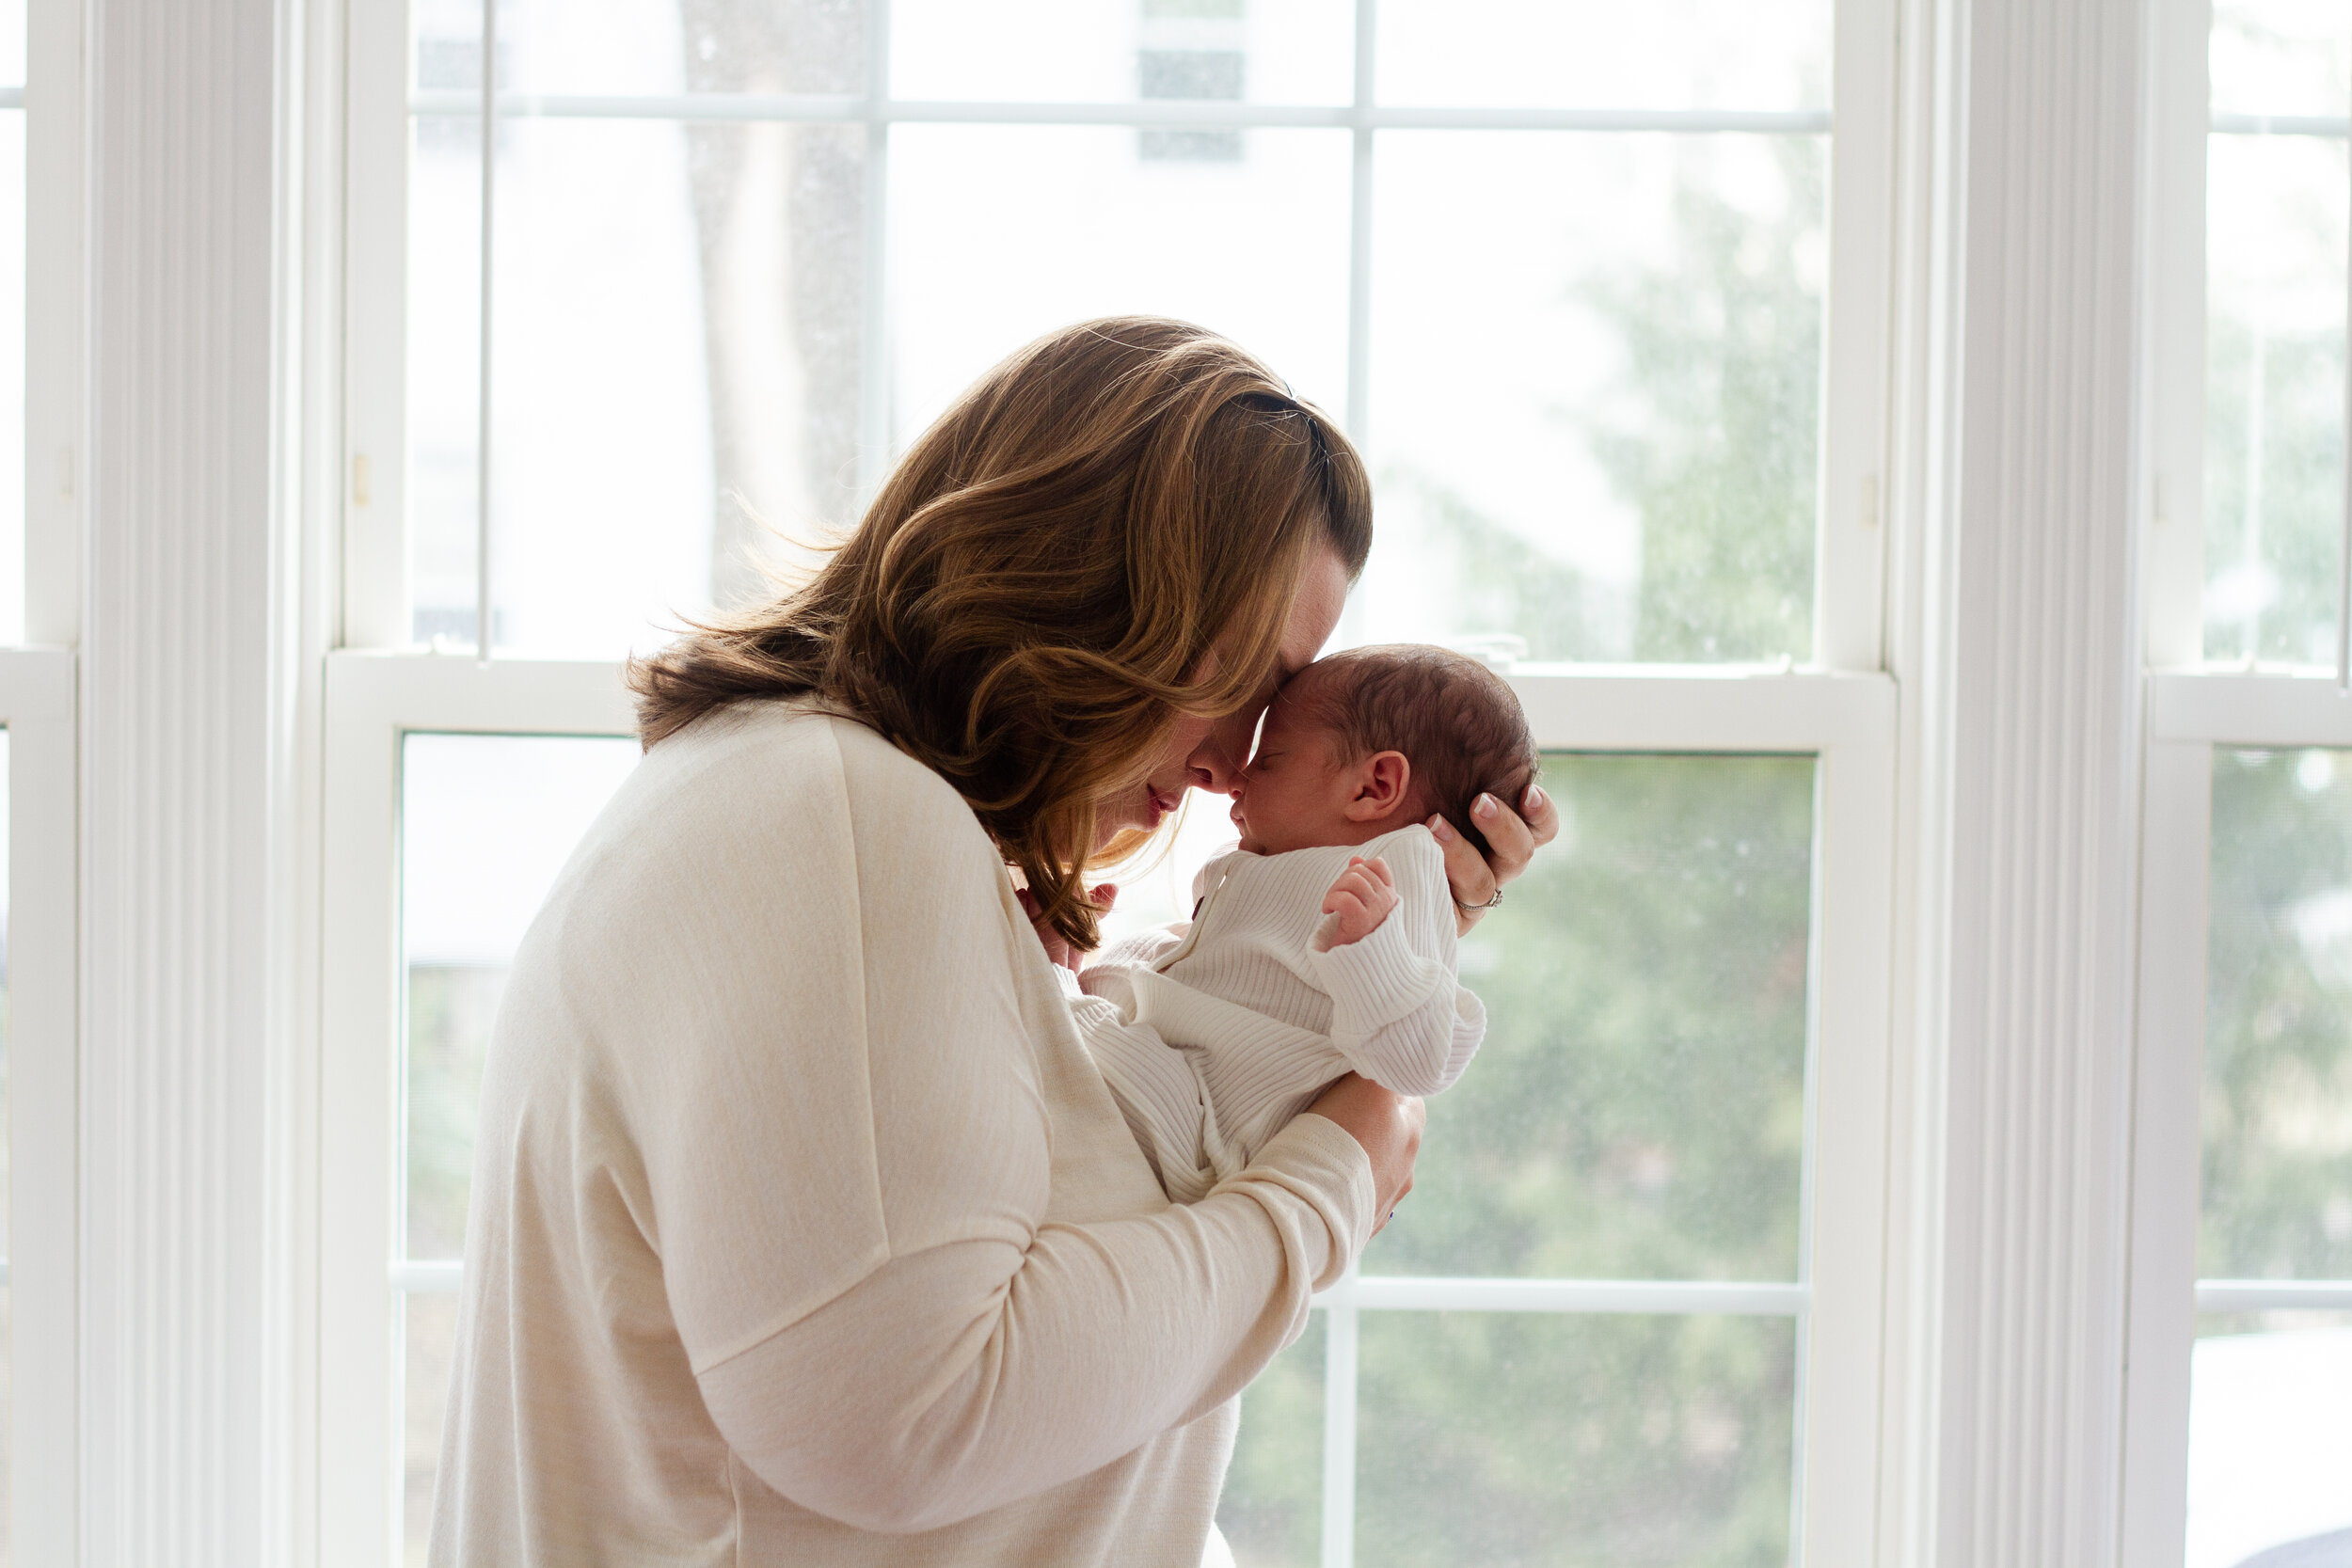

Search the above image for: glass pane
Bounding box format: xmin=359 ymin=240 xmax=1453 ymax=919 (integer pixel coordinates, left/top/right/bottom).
xmin=2212 ymin=0 xmax=2351 ymax=120
xmin=402 ymin=735 xmax=640 ymax=1261
xmin=891 ymin=0 xmax=1352 ymax=107
xmin=2204 ymin=132 xmax=2345 ymax=667
xmin=1366 ymin=754 xmax=1816 ymax=1282
xmin=1218 ymin=1313 xmax=1323 ymax=1568
xmin=409 ymin=0 xmax=868 ymax=656
xmin=1359 ymin=132 xmax=1824 ymax=664
xmin=406 ymin=103 xmax=866 ymax=654
xmin=1357 ymin=1312 xmax=1795 ymax=1568
xmin=2187 ymin=1311 xmax=2352 ymax=1568
xmin=435 ymin=0 xmax=871 ymax=101
xmin=888 ymin=123 xmax=1350 ymax=444
xmin=1379 ymin=0 xmax=1830 ymax=115
xmin=2205 ymin=750 xmax=2352 ymax=1281
xmin=403 ymin=1292 xmax=461 ymax=1568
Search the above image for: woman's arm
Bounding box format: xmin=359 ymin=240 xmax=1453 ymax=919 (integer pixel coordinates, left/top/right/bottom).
xmin=636 ymin=719 xmax=1400 ymax=1535
xmin=695 ymin=1110 xmax=1370 ymax=1534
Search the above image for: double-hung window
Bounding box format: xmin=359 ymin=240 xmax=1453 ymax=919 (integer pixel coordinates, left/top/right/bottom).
xmin=2126 ymin=4 xmax=2352 ymax=1565
xmin=322 ymin=2 xmax=1903 ymax=1561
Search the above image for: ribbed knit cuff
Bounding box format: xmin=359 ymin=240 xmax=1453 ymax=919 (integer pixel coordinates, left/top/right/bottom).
xmin=1305 ymin=911 xmax=1447 ymax=1043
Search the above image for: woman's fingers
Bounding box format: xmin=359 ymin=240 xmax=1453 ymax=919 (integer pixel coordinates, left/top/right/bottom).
xmin=1430 ymin=814 xmax=1499 ymax=933
xmin=1519 ymin=780 xmax=1560 ymax=848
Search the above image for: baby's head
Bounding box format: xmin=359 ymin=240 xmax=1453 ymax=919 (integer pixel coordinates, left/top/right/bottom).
xmin=1230 ymin=643 xmax=1541 ymax=857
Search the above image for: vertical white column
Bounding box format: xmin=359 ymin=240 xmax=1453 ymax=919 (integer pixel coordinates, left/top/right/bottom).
xmin=79 ymin=0 xmax=309 ymax=1560
xmin=1921 ymin=0 xmax=2150 ymax=1562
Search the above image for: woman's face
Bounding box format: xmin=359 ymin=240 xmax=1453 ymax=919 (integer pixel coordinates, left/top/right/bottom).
xmin=1094 ymin=545 xmax=1351 ymax=848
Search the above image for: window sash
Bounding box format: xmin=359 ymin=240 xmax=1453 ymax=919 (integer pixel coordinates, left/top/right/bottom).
xmin=318 ymin=654 xmax=1897 ymax=1565
xmin=339 ymin=0 xmax=1899 ymax=672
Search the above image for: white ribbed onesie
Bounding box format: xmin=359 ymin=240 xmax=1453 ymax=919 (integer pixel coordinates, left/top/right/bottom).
xmin=1076 ymin=824 xmax=1485 ymax=1204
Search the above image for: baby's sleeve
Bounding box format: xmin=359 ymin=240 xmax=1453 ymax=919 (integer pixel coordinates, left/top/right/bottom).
xmin=1304 ymin=829 xmax=1486 ymax=1097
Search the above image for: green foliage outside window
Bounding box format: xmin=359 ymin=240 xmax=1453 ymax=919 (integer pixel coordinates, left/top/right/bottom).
xmin=2205 ymin=750 xmax=2352 ymax=1281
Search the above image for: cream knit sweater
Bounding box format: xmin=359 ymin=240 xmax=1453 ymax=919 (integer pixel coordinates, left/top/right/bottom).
xmin=428 ymin=701 xmax=1377 ymax=1567
xmin=1078 ymin=827 xmax=1485 ymax=1204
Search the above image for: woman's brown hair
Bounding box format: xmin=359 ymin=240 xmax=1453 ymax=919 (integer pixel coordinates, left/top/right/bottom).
xmin=628 ymin=317 xmax=1373 ymax=950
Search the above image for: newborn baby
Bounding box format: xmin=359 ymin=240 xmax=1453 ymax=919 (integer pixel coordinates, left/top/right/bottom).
xmin=1076 ymin=643 xmax=1541 ymax=1203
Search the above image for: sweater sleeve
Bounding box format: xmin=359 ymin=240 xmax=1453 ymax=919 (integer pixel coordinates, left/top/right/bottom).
xmin=1302 ymin=829 xmax=1484 ymax=1096
xmin=642 ymin=719 xmax=1375 ymax=1534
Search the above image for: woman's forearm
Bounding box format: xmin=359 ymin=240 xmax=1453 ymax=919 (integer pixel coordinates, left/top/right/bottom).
xmin=694 ymin=1113 xmax=1372 ymax=1534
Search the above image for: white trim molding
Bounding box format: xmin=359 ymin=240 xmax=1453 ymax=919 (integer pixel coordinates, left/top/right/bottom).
xmin=79 ymin=0 xmax=315 ymax=1559
xmin=3 ymin=649 xmax=80 ymax=1568
xmin=1902 ymin=0 xmax=2153 ymax=1563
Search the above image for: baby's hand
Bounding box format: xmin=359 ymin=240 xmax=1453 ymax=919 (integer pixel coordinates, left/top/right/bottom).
xmin=1322 ymin=856 xmax=1398 ymax=947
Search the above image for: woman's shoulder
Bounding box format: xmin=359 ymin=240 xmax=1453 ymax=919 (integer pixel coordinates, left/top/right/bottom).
xmin=654 ymin=700 xmax=974 ymax=824
xmin=604 ymin=700 xmax=1002 ymax=900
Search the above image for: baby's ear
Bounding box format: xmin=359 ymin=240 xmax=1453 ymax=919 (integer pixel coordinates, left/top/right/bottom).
xmin=1343 ymin=751 xmax=1412 ymax=821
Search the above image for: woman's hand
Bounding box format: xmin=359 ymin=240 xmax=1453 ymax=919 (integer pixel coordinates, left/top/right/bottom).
xmin=1015 ymin=882 xmax=1117 ymax=973
xmin=1306 ymin=1072 xmax=1422 ymax=1233
xmin=1431 ymin=779 xmax=1561 ymax=936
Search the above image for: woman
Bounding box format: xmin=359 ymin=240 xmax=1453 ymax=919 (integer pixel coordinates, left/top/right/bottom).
xmin=430 ymin=319 xmax=1554 ymax=1565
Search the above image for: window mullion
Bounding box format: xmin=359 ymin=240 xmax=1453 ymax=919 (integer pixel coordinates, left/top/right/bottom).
xmin=1816 ymin=0 xmax=1899 ymax=673
xmin=342 ymin=0 xmax=415 ymax=648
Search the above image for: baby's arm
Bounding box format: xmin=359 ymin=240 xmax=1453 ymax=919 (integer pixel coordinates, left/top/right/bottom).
xmin=1068 ymin=993 xmax=1221 ymax=1205
xmin=1306 ymin=832 xmax=1485 ymax=1097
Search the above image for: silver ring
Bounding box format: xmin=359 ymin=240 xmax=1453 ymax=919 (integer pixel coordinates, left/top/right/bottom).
xmin=1454 ymin=886 xmax=1503 ymax=911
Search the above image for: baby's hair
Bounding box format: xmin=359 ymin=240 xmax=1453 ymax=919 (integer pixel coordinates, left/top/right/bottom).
xmin=1281 ymin=644 xmax=1542 ymax=859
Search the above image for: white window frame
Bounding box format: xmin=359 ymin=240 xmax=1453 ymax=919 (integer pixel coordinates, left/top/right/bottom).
xmin=1 ymin=647 xmax=78 ymax=1568
xmin=7 ymin=0 xmax=84 ymax=1553
xmin=320 ymin=1 xmax=1908 ymax=1562
xmin=2120 ymin=1 xmax=2352 ymax=1562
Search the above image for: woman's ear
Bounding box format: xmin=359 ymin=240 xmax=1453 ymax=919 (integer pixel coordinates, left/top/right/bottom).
xmin=1343 ymin=751 xmax=1412 ymax=821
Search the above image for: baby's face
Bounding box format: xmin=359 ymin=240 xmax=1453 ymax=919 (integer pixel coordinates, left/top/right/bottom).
xmin=1229 ymin=684 xmax=1365 ymax=855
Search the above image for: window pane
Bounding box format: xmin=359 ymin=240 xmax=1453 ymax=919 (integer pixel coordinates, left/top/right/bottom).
xmin=401 ymin=735 xmax=639 ymax=1262
xmin=2211 ymin=0 xmax=2350 ymax=120
xmin=410 ymin=3 xmax=867 ymax=656
xmin=441 ymin=0 xmax=870 ymax=100
xmin=889 ymin=120 xmax=1355 ymax=441
xmin=2187 ymin=1311 xmax=2352 ymax=1568
xmin=1366 ymin=753 xmax=1815 ymax=1282
xmin=2204 ymin=132 xmax=2345 ymax=667
xmin=1359 ymin=133 xmax=1823 ymax=664
xmin=2205 ymin=750 xmax=2352 ymax=1282
xmin=1378 ymin=0 xmax=1829 ymax=114
xmin=1357 ymin=1311 xmax=1795 ymax=1568
xmin=891 ymin=0 xmax=1352 ymax=107
xmin=1218 ymin=1312 xmax=1323 ymax=1568
xmin=889 ymin=123 xmax=1350 ymax=442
